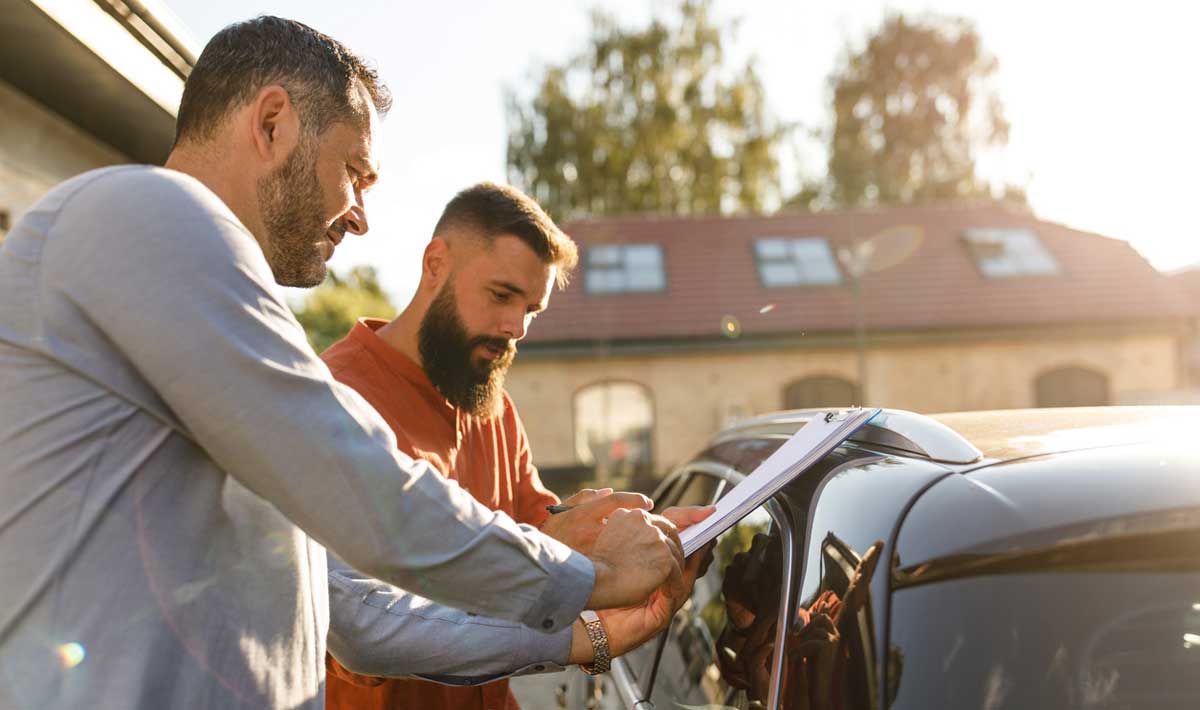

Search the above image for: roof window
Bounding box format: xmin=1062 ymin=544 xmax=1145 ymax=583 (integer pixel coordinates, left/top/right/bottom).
xmin=963 ymin=228 xmax=1060 ymax=277
xmin=754 ymin=237 xmax=842 ymax=287
xmin=585 ymin=244 xmax=666 ymax=294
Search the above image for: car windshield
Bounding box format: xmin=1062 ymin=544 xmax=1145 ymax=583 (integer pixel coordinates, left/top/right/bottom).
xmin=888 ymin=571 xmax=1200 ymax=709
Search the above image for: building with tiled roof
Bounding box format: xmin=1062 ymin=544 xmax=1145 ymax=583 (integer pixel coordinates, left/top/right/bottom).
xmin=505 ymin=202 xmax=1195 ymax=491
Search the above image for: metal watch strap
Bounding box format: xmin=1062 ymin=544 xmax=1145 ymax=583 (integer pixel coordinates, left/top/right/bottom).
xmin=579 ymin=610 xmax=611 ymax=675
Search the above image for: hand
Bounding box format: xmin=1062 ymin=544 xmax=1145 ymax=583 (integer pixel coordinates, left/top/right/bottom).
xmin=586 ymin=509 xmax=685 ymax=610
xmin=570 ymin=539 xmax=717 ymax=663
xmin=569 ymin=507 xmax=717 ymax=663
xmin=539 ymin=488 xmax=652 ymax=556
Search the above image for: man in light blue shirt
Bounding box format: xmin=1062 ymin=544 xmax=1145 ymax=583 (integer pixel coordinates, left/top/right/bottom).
xmin=0 ymin=17 xmax=683 ymax=709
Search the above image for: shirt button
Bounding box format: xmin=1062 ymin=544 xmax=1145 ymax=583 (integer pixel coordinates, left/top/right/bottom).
xmin=542 ymin=618 xmax=554 ymax=630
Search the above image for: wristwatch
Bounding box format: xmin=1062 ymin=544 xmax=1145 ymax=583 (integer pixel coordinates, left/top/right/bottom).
xmin=578 ymin=610 xmax=611 ymax=675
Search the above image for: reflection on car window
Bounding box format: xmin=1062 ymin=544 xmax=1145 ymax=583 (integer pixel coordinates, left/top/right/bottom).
xmin=889 ymin=572 xmax=1200 ymax=710
xmin=650 ymin=507 xmax=775 ymax=709
xmin=778 ymin=532 xmax=882 ymax=710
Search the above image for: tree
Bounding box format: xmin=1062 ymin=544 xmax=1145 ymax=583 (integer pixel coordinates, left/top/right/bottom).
xmin=293 ymin=266 xmax=396 ymax=353
xmin=811 ymin=13 xmax=1013 ymax=208
xmin=506 ymin=0 xmax=785 ymax=220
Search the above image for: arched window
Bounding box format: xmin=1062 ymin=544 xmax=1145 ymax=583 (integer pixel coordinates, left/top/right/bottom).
xmin=574 ymin=382 xmax=654 ymax=489
xmin=783 ymin=376 xmax=861 ymax=410
xmin=1035 ymin=366 xmax=1110 ymax=408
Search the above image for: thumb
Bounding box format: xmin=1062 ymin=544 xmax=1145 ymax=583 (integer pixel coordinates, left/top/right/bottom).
xmin=661 ymin=504 xmax=716 ymax=531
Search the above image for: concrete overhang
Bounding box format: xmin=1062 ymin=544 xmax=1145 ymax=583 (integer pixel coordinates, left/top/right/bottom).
xmin=0 ymin=0 xmax=197 ymax=164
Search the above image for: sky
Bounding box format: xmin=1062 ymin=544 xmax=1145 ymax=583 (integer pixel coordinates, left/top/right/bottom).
xmin=157 ymin=0 xmax=1200 ymax=304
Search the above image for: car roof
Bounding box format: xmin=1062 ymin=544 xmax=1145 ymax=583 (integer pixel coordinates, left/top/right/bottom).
xmin=930 ymin=405 xmax=1200 ymax=464
xmin=714 ymin=405 xmax=1200 ymax=469
xmin=701 ymin=405 xmax=1200 ymax=567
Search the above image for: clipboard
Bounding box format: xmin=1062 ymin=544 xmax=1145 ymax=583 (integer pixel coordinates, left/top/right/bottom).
xmin=679 ymin=407 xmax=881 ymax=556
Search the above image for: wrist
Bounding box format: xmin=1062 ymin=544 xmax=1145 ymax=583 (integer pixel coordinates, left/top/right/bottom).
xmin=567 ymin=618 xmax=594 ymax=665
xmin=585 ymin=558 xmax=614 ymax=609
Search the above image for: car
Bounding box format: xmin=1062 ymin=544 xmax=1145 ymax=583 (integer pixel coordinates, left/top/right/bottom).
xmin=575 ymin=406 xmax=1200 ymax=710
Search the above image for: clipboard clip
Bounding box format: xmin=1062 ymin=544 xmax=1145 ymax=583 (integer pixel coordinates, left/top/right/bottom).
xmin=823 ymin=408 xmax=859 ymax=423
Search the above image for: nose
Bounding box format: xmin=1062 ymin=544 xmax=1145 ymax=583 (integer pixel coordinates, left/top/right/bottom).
xmin=343 ymin=203 xmax=368 ymax=235
xmin=501 ymin=312 xmax=529 ymax=342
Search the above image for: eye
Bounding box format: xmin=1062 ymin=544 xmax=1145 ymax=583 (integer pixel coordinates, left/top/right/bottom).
xmin=490 ymin=289 xmax=511 ymax=303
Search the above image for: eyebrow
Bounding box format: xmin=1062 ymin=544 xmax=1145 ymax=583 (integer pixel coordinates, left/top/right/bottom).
xmin=492 ymin=280 xmax=526 ymax=298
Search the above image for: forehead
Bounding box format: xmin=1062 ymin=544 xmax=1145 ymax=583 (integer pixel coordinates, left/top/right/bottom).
xmin=463 ymin=235 xmax=556 ymax=299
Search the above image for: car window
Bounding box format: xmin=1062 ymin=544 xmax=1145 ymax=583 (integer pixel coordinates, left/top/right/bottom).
xmin=887 ymin=571 xmax=1200 ymax=710
xmin=779 ymin=531 xmax=883 ymax=709
xmin=647 ymin=505 xmax=780 ymax=709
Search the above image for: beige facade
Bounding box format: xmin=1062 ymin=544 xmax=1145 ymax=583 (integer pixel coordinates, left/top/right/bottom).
xmin=507 ymin=328 xmax=1182 ymax=479
xmin=0 ymin=79 xmax=129 ymax=238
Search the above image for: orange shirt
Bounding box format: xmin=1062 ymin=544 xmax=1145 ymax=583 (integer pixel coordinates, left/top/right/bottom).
xmin=321 ymin=319 xmax=560 ymax=710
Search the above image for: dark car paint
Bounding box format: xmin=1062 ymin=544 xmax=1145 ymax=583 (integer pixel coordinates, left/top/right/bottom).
xmin=668 ymin=407 xmax=1200 ymax=708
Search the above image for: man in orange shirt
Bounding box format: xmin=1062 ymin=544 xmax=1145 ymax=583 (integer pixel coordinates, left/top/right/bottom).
xmin=321 ymin=183 xmax=706 ymax=710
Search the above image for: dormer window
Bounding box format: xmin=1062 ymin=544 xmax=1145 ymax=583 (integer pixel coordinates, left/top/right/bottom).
xmin=754 ymin=237 xmax=842 ymax=287
xmin=585 ymin=244 xmax=666 ymax=294
xmin=963 ymin=228 xmax=1060 ymax=277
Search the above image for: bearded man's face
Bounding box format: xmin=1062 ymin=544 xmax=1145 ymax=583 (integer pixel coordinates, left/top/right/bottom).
xmin=418 ymin=281 xmax=516 ymax=419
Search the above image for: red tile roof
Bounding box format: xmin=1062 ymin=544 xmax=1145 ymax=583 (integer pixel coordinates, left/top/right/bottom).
xmin=523 ymin=202 xmax=1191 ymax=346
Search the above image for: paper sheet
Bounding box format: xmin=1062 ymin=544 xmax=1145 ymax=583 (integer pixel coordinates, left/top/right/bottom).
xmin=679 ymin=408 xmax=880 ymax=556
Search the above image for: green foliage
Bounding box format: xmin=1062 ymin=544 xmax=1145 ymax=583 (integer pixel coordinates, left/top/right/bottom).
xmin=811 ymin=13 xmax=1013 ymax=208
xmin=505 ymin=0 xmax=786 ymax=220
xmin=293 ymin=266 xmax=396 ymax=354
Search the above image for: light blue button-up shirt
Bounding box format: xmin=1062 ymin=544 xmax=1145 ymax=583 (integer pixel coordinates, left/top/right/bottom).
xmin=0 ymin=167 xmax=593 ymax=709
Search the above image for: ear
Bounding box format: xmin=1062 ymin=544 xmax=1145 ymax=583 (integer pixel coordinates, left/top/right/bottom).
xmin=421 ymin=238 xmax=451 ymax=292
xmin=248 ymin=85 xmax=301 ymax=164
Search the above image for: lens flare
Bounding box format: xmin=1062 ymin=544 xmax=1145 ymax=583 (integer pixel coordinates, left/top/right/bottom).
xmin=720 ymin=315 xmax=742 ymax=339
xmin=57 ymin=642 xmax=85 ymax=669
xmin=758 ymin=304 xmax=776 ymax=314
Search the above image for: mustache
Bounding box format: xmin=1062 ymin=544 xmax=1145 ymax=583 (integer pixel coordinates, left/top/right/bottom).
xmin=328 ymin=221 xmax=348 ymax=238
xmin=469 ymin=335 xmax=516 ymax=359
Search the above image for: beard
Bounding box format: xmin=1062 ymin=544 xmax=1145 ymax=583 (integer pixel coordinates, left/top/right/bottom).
xmin=418 ymin=283 xmax=515 ymax=419
xmin=255 ymin=136 xmax=333 ymax=287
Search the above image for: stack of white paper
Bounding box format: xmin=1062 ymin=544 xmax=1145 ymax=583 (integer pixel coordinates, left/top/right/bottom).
xmin=679 ymin=408 xmax=881 ymax=556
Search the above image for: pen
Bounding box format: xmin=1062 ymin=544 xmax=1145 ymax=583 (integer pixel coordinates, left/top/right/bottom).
xmin=545 ymin=504 xmax=573 ymax=514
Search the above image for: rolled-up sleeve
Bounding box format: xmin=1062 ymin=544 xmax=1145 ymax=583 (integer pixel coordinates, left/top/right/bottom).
xmin=327 ymin=556 xmax=571 ymax=682
xmin=39 ymin=169 xmax=592 ymax=632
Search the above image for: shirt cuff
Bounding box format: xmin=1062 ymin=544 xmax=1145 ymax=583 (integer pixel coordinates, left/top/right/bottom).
xmin=414 ymin=625 xmax=571 ymax=687
xmin=521 ymin=538 xmax=594 ymax=634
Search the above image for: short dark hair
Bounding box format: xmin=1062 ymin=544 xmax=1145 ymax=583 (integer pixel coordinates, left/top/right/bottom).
xmin=174 ymin=16 xmax=392 ymax=145
xmin=434 ymin=183 xmax=579 ymax=288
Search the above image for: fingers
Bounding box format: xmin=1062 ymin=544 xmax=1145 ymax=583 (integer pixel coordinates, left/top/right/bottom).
xmin=576 ymin=491 xmax=653 ymax=518
xmin=660 ymin=504 xmax=716 ymax=531
xmin=647 ymin=514 xmax=685 ymax=568
xmin=561 ymin=488 xmax=613 ymax=506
